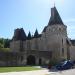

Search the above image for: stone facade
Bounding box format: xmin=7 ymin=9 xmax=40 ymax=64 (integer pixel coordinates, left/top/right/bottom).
xmin=69 ymin=40 xmax=75 ymax=61
xmin=10 ymin=6 xmax=75 ymax=66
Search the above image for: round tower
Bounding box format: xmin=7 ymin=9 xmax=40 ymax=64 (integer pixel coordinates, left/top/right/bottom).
xmin=42 ymin=6 xmax=68 ymax=62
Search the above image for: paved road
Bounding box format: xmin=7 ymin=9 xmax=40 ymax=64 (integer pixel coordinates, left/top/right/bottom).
xmin=0 ymin=69 xmax=75 ymax=75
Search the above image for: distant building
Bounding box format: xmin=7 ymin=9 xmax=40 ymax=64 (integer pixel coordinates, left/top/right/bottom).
xmin=1 ymin=6 xmax=75 ymax=66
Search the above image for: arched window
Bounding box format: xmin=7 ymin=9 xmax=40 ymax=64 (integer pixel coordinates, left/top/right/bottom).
xmin=21 ymin=56 xmax=23 ymax=61
xmin=62 ymin=48 xmax=64 ymax=56
xmin=62 ymin=39 xmax=63 ymax=44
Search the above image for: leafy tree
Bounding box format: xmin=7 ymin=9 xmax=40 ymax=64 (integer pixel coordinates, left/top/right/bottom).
xmin=0 ymin=38 xmax=4 ymax=44
xmin=4 ymin=39 xmax=10 ymax=48
xmin=0 ymin=43 xmax=3 ymax=48
xmin=0 ymin=38 xmax=10 ymax=48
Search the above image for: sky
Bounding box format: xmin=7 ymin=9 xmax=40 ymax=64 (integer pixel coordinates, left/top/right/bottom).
xmin=0 ymin=0 xmax=75 ymax=39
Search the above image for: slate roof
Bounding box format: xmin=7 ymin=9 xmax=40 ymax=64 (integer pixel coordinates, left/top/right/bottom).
xmin=70 ymin=40 xmax=75 ymax=46
xmin=13 ymin=28 xmax=26 ymax=41
xmin=27 ymin=31 xmax=32 ymax=40
xmin=34 ymin=29 xmax=39 ymax=38
xmin=43 ymin=6 xmax=64 ymax=32
xmin=48 ymin=6 xmax=64 ymax=25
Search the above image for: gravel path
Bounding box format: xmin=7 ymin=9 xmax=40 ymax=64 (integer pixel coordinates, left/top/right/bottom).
xmin=48 ymin=69 xmax=75 ymax=75
xmin=0 ymin=69 xmax=75 ymax=75
xmin=0 ymin=69 xmax=49 ymax=75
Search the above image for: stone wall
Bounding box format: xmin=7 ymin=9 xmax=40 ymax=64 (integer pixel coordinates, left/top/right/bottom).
xmin=70 ymin=45 xmax=75 ymax=61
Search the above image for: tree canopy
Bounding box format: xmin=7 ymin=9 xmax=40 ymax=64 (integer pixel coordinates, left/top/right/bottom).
xmin=0 ymin=38 xmax=10 ymax=48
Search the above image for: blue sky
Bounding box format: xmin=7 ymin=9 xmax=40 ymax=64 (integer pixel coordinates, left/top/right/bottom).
xmin=0 ymin=0 xmax=75 ymax=39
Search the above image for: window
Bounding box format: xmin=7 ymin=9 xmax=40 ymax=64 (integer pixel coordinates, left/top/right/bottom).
xmin=62 ymin=39 xmax=63 ymax=44
xmin=59 ymin=28 xmax=61 ymax=31
xmin=62 ymin=48 xmax=64 ymax=56
xmin=21 ymin=56 xmax=23 ymax=61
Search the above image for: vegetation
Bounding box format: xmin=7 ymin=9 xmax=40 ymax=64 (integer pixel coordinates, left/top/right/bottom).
xmin=0 ymin=48 xmax=10 ymax=52
xmin=48 ymin=59 xmax=58 ymax=67
xmin=0 ymin=66 xmax=41 ymax=73
xmin=0 ymin=38 xmax=10 ymax=52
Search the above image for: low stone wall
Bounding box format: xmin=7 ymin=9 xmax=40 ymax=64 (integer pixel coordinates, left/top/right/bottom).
xmin=0 ymin=51 xmax=19 ymax=66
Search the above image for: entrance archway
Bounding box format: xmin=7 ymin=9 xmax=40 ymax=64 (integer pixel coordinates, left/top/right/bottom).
xmin=27 ymin=55 xmax=36 ymax=65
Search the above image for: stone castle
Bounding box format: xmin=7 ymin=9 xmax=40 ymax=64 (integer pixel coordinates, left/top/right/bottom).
xmin=10 ymin=6 xmax=75 ymax=66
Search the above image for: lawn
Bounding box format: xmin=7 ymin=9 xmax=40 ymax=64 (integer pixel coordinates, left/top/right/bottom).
xmin=0 ymin=66 xmax=41 ymax=73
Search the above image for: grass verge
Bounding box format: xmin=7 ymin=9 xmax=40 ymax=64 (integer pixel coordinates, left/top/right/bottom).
xmin=0 ymin=66 xmax=41 ymax=73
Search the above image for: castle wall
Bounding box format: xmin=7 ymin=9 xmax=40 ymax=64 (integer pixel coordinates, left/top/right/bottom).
xmin=70 ymin=45 xmax=75 ymax=61
xmin=42 ymin=25 xmax=68 ymax=62
xmin=10 ymin=41 xmax=21 ymax=52
xmin=22 ymin=37 xmax=53 ymax=65
xmin=10 ymin=24 xmax=68 ymax=65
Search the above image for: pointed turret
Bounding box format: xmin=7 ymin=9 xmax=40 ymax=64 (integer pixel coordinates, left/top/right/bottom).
xmin=34 ymin=29 xmax=39 ymax=38
xmin=48 ymin=6 xmax=64 ymax=25
xmin=27 ymin=31 xmax=32 ymax=40
xmin=13 ymin=28 xmax=27 ymax=41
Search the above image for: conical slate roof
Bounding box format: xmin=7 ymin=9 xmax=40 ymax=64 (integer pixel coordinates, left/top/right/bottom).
xmin=34 ymin=29 xmax=39 ymax=38
xmin=27 ymin=31 xmax=32 ymax=40
xmin=48 ymin=6 xmax=64 ymax=25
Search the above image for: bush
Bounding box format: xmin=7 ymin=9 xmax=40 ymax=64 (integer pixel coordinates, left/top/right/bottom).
xmin=48 ymin=60 xmax=58 ymax=66
xmin=0 ymin=43 xmax=3 ymax=48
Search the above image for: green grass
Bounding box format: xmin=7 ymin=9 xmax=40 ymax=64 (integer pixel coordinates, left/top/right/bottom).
xmin=0 ymin=48 xmax=10 ymax=52
xmin=0 ymin=66 xmax=41 ymax=73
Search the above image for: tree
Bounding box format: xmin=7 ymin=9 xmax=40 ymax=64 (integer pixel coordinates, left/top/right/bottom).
xmin=4 ymin=39 xmax=10 ymax=48
xmin=0 ymin=38 xmax=4 ymax=44
xmin=0 ymin=38 xmax=10 ymax=48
